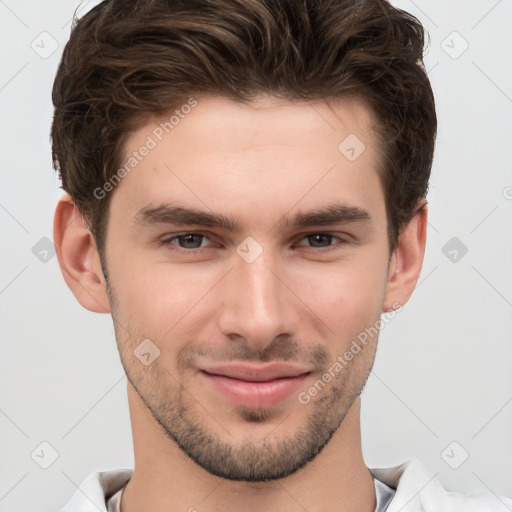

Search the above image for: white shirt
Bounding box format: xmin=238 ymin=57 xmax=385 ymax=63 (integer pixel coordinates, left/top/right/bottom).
xmin=104 ymin=473 xmax=394 ymax=512
xmin=60 ymin=458 xmax=512 ymax=511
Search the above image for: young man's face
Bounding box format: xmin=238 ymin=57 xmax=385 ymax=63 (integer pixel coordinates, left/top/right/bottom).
xmin=62 ymin=95 xmax=423 ymax=482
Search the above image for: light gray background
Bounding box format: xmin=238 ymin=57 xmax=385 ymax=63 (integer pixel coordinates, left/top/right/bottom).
xmin=1 ymin=1 xmax=511 ymax=511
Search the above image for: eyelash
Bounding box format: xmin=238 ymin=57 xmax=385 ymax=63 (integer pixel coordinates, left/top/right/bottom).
xmin=158 ymin=232 xmax=349 ymax=254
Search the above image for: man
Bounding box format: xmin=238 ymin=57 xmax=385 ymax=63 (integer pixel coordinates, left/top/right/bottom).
xmin=51 ymin=0 xmax=511 ymax=511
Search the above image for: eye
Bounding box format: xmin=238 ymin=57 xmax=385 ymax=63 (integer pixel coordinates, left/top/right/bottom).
xmin=295 ymin=233 xmax=348 ymax=252
xmin=159 ymin=232 xmax=214 ymax=252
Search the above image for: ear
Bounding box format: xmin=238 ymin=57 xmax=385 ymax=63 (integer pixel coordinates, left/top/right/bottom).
xmin=383 ymin=201 xmax=428 ymax=312
xmin=53 ymin=194 xmax=111 ymax=313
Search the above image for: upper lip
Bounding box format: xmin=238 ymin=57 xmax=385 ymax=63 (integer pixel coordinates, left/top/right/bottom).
xmin=200 ymin=363 xmax=311 ymax=382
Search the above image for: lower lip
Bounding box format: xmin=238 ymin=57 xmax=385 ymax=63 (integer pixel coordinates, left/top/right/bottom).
xmin=200 ymin=371 xmax=310 ymax=409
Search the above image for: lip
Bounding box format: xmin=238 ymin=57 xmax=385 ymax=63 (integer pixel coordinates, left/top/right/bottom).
xmin=200 ymin=362 xmax=311 ymax=382
xmin=199 ymin=363 xmax=311 ymax=409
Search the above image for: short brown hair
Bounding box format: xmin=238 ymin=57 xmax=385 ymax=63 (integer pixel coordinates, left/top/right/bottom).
xmin=51 ymin=0 xmax=436 ymax=259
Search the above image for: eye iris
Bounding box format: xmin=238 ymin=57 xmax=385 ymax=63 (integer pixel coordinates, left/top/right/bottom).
xmin=178 ymin=234 xmax=203 ymax=248
xmin=309 ymin=234 xmax=333 ymax=247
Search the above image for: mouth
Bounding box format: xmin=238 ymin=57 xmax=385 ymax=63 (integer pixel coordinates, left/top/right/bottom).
xmin=199 ymin=363 xmax=312 ymax=409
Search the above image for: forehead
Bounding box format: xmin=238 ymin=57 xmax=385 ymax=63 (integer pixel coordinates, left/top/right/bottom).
xmin=111 ymin=94 xmax=385 ymax=233
xmin=145 ymin=94 xmax=379 ymax=156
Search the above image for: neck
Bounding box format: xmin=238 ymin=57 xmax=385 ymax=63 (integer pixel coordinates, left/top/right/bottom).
xmin=121 ymin=385 xmax=375 ymax=512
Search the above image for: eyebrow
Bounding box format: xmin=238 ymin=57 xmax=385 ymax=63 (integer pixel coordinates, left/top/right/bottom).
xmin=133 ymin=202 xmax=372 ymax=232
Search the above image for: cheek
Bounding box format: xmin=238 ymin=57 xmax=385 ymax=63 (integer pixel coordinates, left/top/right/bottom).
xmin=110 ymin=258 xmax=212 ymax=336
xmin=301 ymin=255 xmax=387 ymax=342
xmin=299 ymin=256 xmax=386 ymax=304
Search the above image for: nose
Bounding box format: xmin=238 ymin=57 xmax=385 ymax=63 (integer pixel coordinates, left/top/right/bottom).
xmin=216 ymin=246 xmax=300 ymax=351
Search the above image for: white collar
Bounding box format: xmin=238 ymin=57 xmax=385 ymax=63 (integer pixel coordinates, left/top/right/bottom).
xmin=60 ymin=458 xmax=512 ymax=511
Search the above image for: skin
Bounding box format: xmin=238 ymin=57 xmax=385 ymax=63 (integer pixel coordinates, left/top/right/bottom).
xmin=54 ymin=94 xmax=427 ymax=512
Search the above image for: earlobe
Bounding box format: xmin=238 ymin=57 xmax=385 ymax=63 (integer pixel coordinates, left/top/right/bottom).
xmin=53 ymin=194 xmax=111 ymax=314
xmin=383 ymin=201 xmax=428 ymax=312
